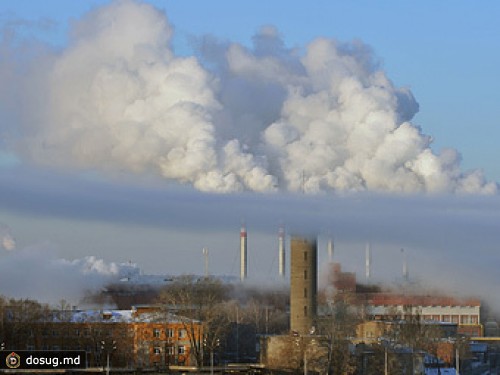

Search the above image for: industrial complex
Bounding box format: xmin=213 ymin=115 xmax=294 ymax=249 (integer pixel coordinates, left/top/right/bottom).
xmin=1 ymin=228 xmax=499 ymax=374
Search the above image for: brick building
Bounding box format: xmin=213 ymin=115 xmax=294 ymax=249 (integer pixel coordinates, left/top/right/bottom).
xmin=2 ymin=305 xmax=202 ymax=369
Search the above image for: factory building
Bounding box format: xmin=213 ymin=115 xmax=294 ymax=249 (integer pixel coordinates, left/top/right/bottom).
xmin=366 ymin=293 xmax=483 ymax=337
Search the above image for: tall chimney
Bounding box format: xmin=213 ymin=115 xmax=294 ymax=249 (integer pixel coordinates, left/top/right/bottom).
xmin=240 ymin=224 xmax=247 ymax=282
xmin=328 ymin=239 xmax=334 ymax=263
xmin=365 ymin=242 xmax=371 ymax=280
xmin=402 ymin=248 xmax=409 ymax=281
xmin=278 ymin=225 xmax=285 ymax=278
xmin=202 ymin=247 xmax=209 ymax=277
xmin=290 ymin=236 xmax=317 ymax=335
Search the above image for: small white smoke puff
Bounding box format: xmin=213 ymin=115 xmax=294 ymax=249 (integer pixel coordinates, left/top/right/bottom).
xmin=0 ymin=246 xmax=139 ymax=304
xmin=0 ymin=224 xmax=15 ymax=251
xmin=2 ymin=234 xmax=16 ymax=251
xmin=10 ymin=0 xmax=497 ymax=194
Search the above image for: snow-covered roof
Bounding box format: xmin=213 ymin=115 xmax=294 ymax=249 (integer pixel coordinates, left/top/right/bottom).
xmin=31 ymin=308 xmax=198 ymax=324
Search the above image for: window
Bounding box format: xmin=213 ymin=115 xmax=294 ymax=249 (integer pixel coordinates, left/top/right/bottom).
xmin=304 ymin=288 xmax=308 ymax=298
xmin=304 ymin=306 xmax=308 ymax=317
xmin=178 ymin=329 xmax=187 ymax=339
xmin=75 ymin=329 xmax=80 ymax=336
xmin=154 ymin=346 xmax=161 ymax=355
xmin=442 ymin=315 xmax=451 ymax=322
xmin=304 ymin=251 xmax=308 ymax=261
xmin=178 ymin=346 xmax=185 ymax=355
xmin=153 ymin=328 xmax=161 ymax=338
xmin=167 ymin=328 xmax=174 ymax=338
xmin=451 ymin=315 xmax=459 ymax=324
xmin=166 ymin=346 xmax=174 ymax=355
xmin=304 ymin=270 xmax=308 ymax=280
xmin=471 ymin=315 xmax=479 ymax=324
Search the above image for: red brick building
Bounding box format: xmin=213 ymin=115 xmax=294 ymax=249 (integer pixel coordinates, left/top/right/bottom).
xmin=2 ymin=305 xmax=202 ymax=369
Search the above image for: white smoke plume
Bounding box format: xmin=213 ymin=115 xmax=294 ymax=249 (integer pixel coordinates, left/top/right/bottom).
xmin=0 ymin=243 xmax=139 ymax=304
xmin=4 ymin=0 xmax=497 ymax=194
xmin=0 ymin=224 xmax=16 ymax=251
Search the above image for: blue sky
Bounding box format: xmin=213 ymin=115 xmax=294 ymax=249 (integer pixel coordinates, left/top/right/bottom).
xmin=1 ymin=1 xmax=500 ymax=306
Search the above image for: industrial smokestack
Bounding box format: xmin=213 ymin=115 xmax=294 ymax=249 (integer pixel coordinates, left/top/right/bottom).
xmin=365 ymin=242 xmax=371 ymax=280
xmin=290 ymin=236 xmax=317 ymax=335
xmin=202 ymin=247 xmax=209 ymax=277
xmin=327 ymin=238 xmax=334 ymax=263
xmin=278 ymin=225 xmax=285 ymax=278
xmin=240 ymin=223 xmax=247 ymax=282
xmin=401 ymin=248 xmax=409 ymax=281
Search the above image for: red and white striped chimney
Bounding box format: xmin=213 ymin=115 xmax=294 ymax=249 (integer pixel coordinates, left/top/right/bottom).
xmin=240 ymin=223 xmax=247 ymax=281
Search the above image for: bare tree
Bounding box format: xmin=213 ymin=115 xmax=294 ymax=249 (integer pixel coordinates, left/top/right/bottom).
xmin=157 ymin=276 xmax=232 ymax=366
xmin=2 ymin=298 xmax=52 ymax=350
xmin=319 ymin=298 xmax=360 ymax=375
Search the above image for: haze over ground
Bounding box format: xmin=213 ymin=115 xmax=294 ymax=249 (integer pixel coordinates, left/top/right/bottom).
xmin=0 ymin=1 xmax=499 ymax=309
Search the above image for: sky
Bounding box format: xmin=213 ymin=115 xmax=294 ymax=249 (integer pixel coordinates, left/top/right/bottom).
xmin=0 ymin=0 xmax=499 ymax=308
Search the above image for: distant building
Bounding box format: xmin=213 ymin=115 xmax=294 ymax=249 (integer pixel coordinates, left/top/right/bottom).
xmin=328 ymin=262 xmax=356 ymax=293
xmin=365 ymin=293 xmax=483 ymax=337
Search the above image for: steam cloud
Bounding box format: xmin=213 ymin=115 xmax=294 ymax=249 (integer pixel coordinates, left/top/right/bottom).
xmin=0 ymin=244 xmax=139 ymax=304
xmin=3 ymin=0 xmax=497 ymax=194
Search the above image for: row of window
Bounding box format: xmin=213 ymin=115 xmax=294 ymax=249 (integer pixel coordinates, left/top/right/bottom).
xmin=152 ymin=328 xmax=187 ymax=339
xmin=153 ymin=345 xmax=185 ymax=355
xmin=423 ymin=314 xmax=479 ymax=324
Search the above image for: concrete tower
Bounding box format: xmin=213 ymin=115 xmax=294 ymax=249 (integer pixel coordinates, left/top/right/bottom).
xmin=240 ymin=224 xmax=247 ymax=281
xmin=278 ymin=226 xmax=285 ymax=278
xmin=290 ymin=236 xmax=317 ymax=335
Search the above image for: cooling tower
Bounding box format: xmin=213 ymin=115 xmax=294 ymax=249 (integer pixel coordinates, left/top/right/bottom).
xmin=290 ymin=236 xmax=317 ymax=335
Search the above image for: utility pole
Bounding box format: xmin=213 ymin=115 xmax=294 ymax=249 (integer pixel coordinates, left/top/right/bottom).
xmin=210 ymin=338 xmax=220 ymax=375
xmin=101 ymin=340 xmax=116 ymax=375
xmin=384 ymin=346 xmax=388 ymax=375
xmin=236 ymin=306 xmax=239 ymax=363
